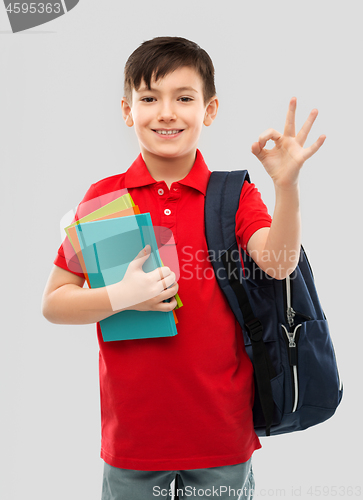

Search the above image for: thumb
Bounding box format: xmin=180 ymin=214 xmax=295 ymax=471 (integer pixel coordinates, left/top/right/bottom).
xmin=251 ymin=141 xmax=263 ymax=158
xmin=251 ymin=141 xmax=269 ymax=163
xmin=132 ymin=244 xmax=151 ymax=266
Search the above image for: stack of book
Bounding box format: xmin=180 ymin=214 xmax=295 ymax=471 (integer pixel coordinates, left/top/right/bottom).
xmin=64 ymin=192 xmax=182 ymax=342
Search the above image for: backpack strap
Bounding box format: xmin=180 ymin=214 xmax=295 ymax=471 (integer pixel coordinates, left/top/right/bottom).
xmin=205 ymin=170 xmax=276 ymax=436
xmin=174 ymin=473 xmax=180 ymax=499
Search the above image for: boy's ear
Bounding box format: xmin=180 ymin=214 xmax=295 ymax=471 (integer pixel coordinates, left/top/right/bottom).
xmin=121 ymin=97 xmax=134 ymax=127
xmin=203 ymin=96 xmax=219 ymax=127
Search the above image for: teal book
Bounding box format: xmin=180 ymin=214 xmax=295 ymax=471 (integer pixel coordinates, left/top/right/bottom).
xmin=75 ymin=213 xmax=178 ymax=342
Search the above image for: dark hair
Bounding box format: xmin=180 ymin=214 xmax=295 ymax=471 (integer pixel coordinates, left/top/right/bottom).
xmin=124 ymin=36 xmax=216 ymax=107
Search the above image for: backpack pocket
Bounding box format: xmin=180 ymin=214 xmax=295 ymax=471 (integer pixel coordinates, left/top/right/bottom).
xmin=294 ymin=319 xmax=342 ymax=409
xmin=280 ymin=319 xmax=343 ymax=430
xmin=252 ymin=366 xmax=285 ymax=433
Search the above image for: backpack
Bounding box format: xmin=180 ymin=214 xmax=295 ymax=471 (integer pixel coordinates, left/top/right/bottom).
xmin=204 ymin=170 xmax=343 ymax=437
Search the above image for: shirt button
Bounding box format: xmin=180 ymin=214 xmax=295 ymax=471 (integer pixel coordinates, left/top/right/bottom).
xmin=158 ymin=188 xmax=164 ymax=196
xmin=164 ymin=209 xmax=171 ymax=216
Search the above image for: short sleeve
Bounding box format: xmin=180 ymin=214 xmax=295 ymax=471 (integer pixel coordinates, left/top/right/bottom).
xmin=235 ymin=180 xmax=272 ymax=252
xmin=53 ymin=183 xmax=101 ymax=277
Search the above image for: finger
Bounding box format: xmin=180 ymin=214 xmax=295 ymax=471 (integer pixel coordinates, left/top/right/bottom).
xmin=149 ymin=292 xmax=176 ymax=309
xmin=160 ymin=282 xmax=179 ymax=299
xmin=283 ymin=97 xmax=297 ymax=137
xmin=142 ymin=244 xmax=151 ymax=255
xmin=251 ymin=139 xmax=272 ymax=161
xmin=131 ymin=245 xmax=151 ymax=266
xmin=149 ymin=283 xmax=178 ymax=308
xmin=159 ymin=268 xmax=175 ymax=290
xmin=158 ymin=266 xmax=173 ymax=280
xmin=157 ymin=267 xmax=167 ymax=290
xmin=165 ymin=274 xmax=177 ymax=289
xmin=144 ymin=266 xmax=171 ymax=288
xmin=302 ymin=134 xmax=326 ymax=161
xmin=158 ymin=273 xmax=176 ymax=293
xmin=251 ymin=141 xmax=263 ymax=158
xmin=296 ymin=108 xmax=319 ymax=146
xmin=149 ymin=265 xmax=171 ymax=280
xmin=157 ymin=296 xmax=177 ymax=311
xmin=258 ymin=128 xmax=282 ymax=149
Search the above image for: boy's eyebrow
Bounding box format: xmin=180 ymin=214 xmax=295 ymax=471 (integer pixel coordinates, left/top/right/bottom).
xmin=137 ymin=85 xmax=198 ymax=93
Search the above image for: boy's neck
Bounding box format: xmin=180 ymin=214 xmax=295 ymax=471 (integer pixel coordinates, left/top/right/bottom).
xmin=141 ymin=149 xmax=197 ymax=189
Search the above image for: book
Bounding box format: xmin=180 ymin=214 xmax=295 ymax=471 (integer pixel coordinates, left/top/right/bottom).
xmin=67 ymin=206 xmax=140 ymax=286
xmin=75 ymin=213 xmax=178 ymax=342
xmin=64 ymin=193 xmax=182 ymax=315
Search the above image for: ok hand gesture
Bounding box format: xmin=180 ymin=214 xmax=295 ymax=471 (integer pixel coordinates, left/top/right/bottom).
xmin=251 ymin=97 xmax=326 ymax=189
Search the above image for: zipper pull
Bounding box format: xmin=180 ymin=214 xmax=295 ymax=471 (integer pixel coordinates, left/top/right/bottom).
xmin=288 ymin=325 xmax=301 ymax=366
xmin=287 ymin=306 xmax=295 ymax=328
xmin=288 ymin=337 xmax=297 ymax=366
xmin=290 ymin=307 xmax=311 ymax=321
xmin=282 ymin=324 xmax=300 ymax=366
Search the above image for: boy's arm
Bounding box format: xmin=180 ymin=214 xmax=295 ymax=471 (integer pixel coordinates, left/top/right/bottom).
xmin=42 ymin=266 xmax=116 ymax=324
xmin=42 ymin=246 xmax=179 ymax=325
xmin=246 ymin=184 xmax=300 ymax=279
xmin=246 ymin=97 xmax=326 ymax=280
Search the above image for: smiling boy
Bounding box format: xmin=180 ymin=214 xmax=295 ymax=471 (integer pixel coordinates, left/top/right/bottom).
xmin=42 ymin=36 xmax=325 ymax=499
xmin=123 ymin=65 xmax=213 ymax=189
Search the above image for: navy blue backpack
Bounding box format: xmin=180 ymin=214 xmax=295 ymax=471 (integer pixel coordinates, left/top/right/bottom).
xmin=204 ymin=170 xmax=343 ymax=437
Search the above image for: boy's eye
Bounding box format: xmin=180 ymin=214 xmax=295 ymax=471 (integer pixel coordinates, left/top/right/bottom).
xmin=140 ymin=97 xmax=193 ymax=103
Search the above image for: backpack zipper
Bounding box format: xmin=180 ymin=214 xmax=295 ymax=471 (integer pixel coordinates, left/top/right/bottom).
xmin=281 ymin=323 xmax=301 ymax=413
xmin=286 ymin=275 xmax=294 ymax=327
xmin=286 ymin=275 xmax=312 ymax=324
xmin=284 ymin=275 xmax=301 ymax=413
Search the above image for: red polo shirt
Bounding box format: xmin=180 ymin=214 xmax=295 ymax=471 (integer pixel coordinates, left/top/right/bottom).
xmin=54 ymin=149 xmax=272 ymax=471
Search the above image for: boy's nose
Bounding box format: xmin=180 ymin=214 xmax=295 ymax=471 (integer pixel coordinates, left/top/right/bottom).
xmin=157 ymin=103 xmax=177 ymax=122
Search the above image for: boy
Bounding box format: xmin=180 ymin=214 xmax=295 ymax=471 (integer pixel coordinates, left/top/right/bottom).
xmin=42 ymin=36 xmax=325 ymax=499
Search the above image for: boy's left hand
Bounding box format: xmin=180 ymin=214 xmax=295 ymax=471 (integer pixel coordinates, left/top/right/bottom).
xmin=251 ymin=97 xmax=326 ymax=189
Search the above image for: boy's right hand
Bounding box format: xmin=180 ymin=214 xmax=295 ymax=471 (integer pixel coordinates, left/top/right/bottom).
xmin=106 ymin=245 xmax=179 ymax=313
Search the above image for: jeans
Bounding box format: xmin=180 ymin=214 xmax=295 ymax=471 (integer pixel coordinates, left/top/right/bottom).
xmin=101 ymin=458 xmax=255 ymax=499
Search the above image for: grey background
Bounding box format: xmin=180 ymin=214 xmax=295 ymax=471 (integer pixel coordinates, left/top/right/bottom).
xmin=1 ymin=1 xmax=361 ymax=499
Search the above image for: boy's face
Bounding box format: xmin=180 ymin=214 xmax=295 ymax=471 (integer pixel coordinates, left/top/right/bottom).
xmin=122 ymin=66 xmax=218 ymax=163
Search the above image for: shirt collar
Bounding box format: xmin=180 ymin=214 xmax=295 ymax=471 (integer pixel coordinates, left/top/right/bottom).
xmin=124 ymin=149 xmax=211 ymax=195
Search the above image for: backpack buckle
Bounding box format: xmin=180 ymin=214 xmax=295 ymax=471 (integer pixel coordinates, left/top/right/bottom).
xmin=245 ymin=318 xmax=263 ymax=342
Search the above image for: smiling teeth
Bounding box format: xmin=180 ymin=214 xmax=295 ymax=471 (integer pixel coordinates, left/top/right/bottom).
xmin=155 ymin=130 xmax=181 ymax=135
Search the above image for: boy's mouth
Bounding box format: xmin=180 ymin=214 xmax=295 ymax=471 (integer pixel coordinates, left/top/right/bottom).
xmin=152 ymin=129 xmax=184 ymax=137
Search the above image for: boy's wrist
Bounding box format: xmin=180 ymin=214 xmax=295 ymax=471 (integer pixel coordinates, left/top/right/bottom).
xmin=272 ymin=175 xmax=300 ymax=193
xmin=106 ymin=280 xmax=131 ymax=313
xmin=273 ymin=180 xmax=300 ymax=207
